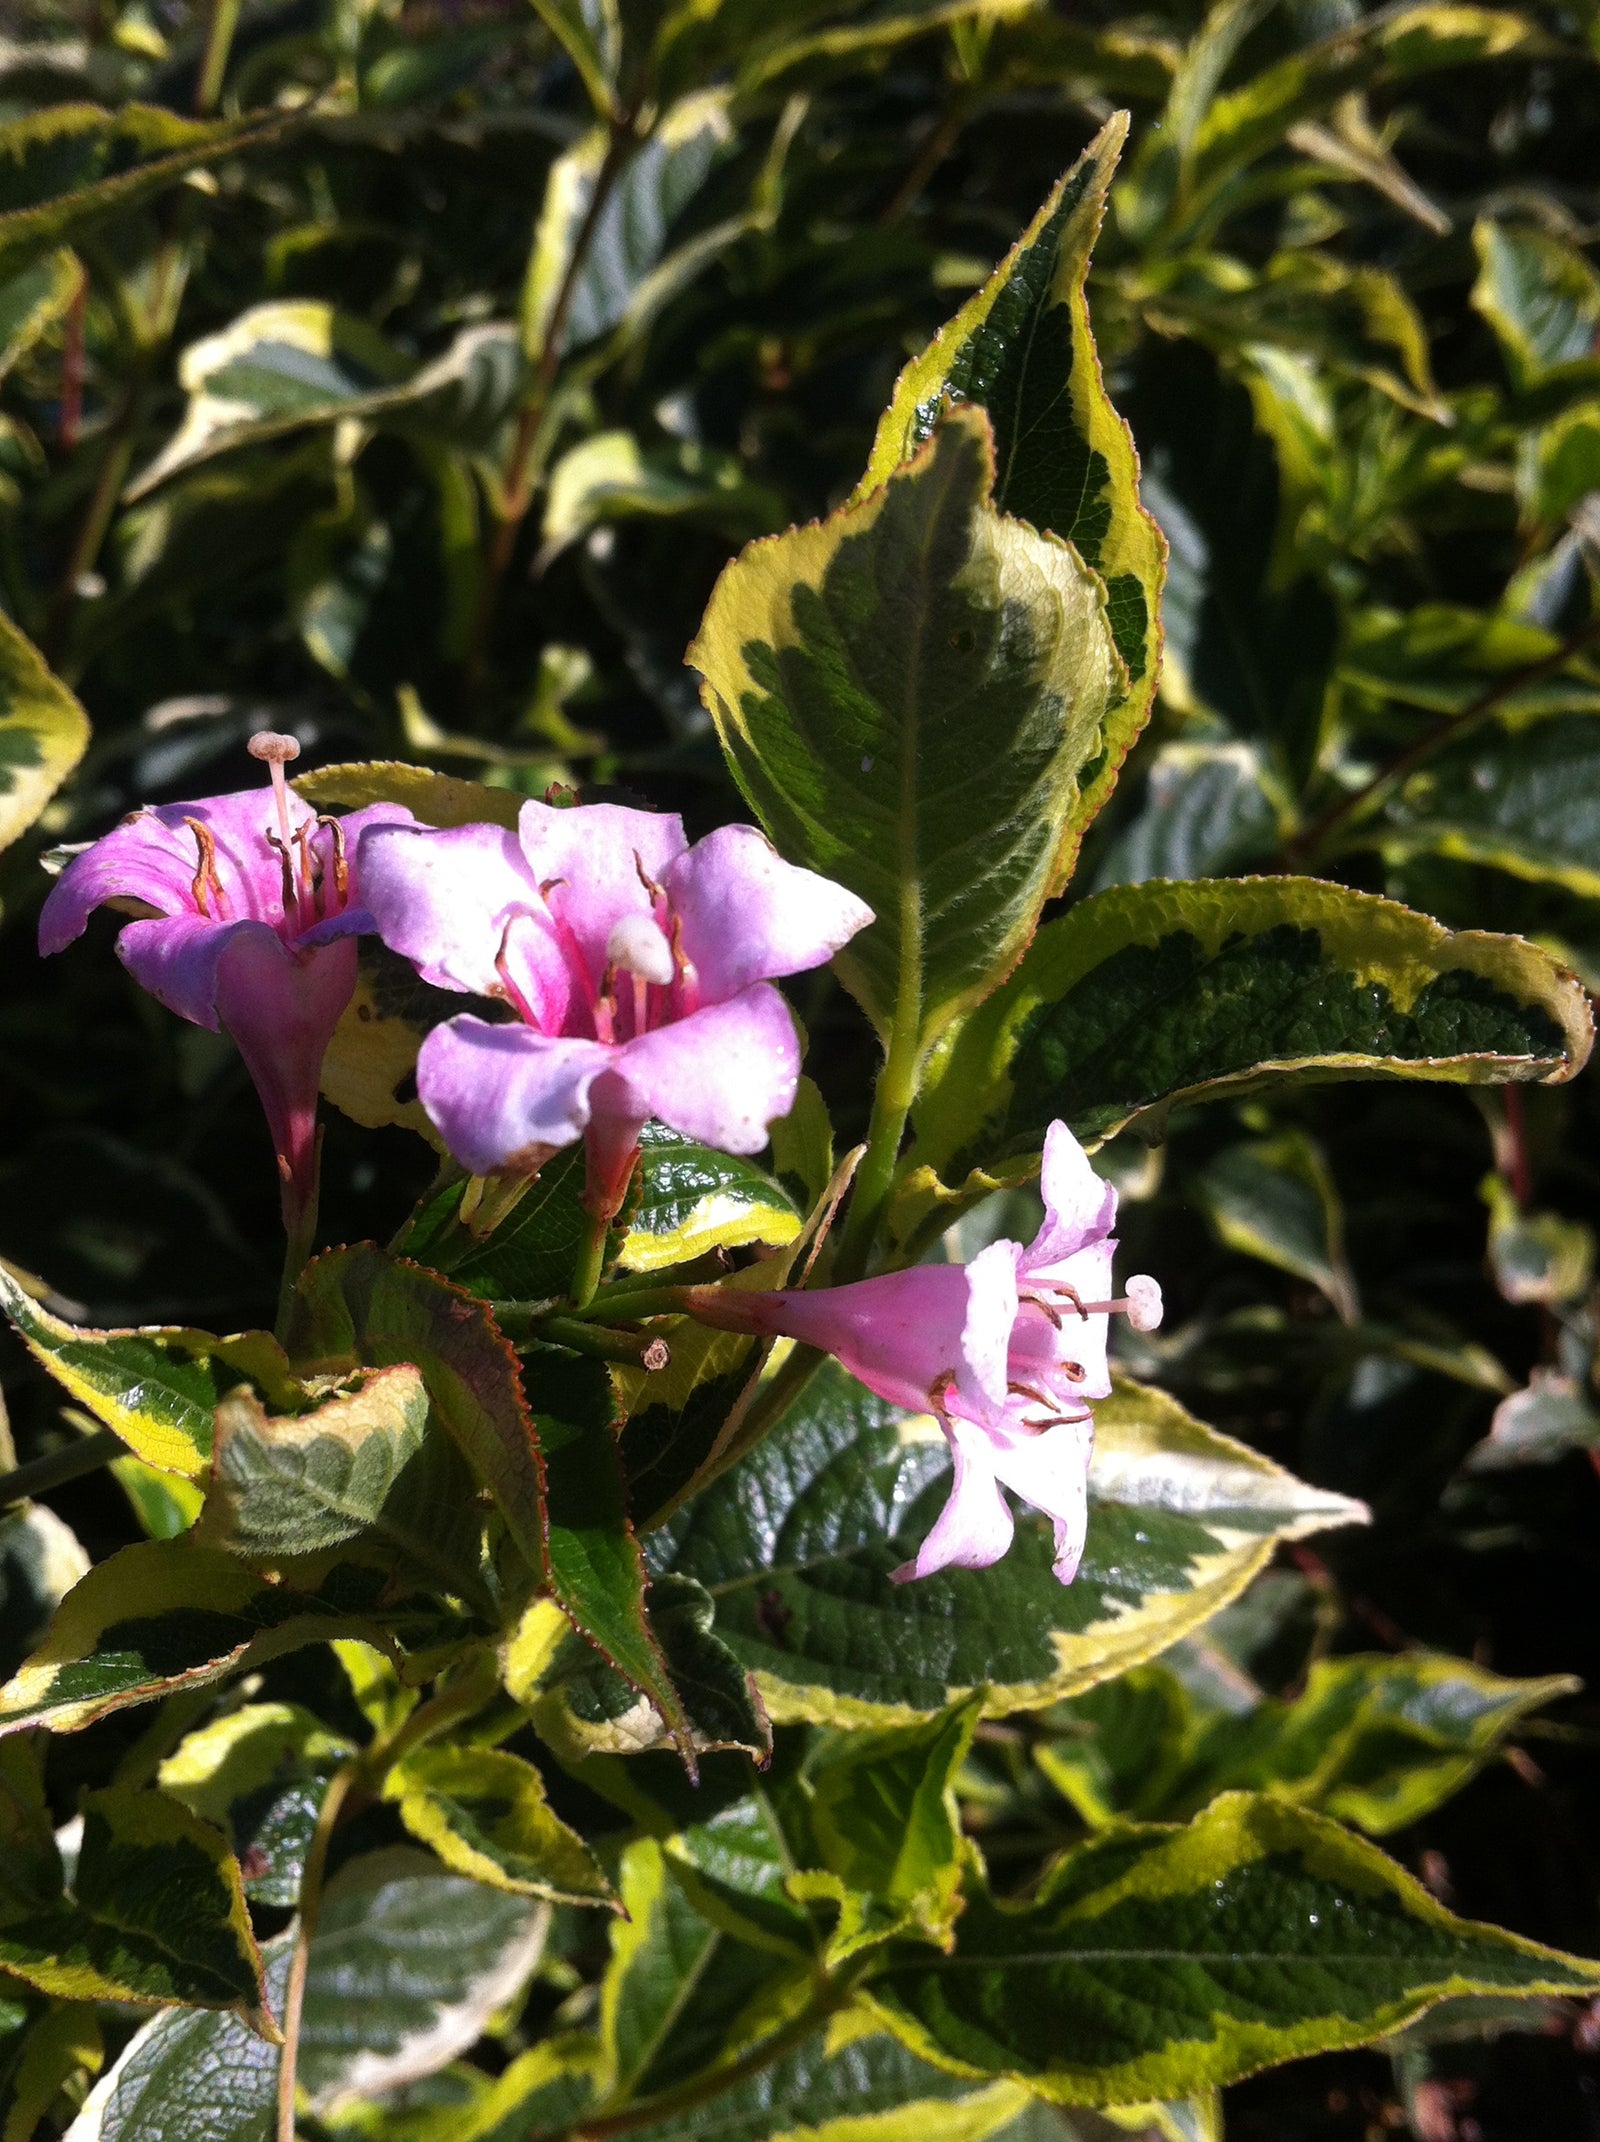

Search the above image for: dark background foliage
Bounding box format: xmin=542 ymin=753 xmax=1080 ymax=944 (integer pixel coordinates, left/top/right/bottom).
xmin=4 ymin=1 xmax=1600 ymax=2134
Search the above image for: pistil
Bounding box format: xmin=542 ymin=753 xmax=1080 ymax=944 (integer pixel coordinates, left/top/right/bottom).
xmin=248 ymin=730 xmax=314 ymax=933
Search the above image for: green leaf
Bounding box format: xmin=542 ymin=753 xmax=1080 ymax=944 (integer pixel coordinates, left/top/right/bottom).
xmin=645 ymin=1362 xmax=1366 ymax=1726
xmin=399 ymin=1147 xmax=589 ymax=1304
xmin=733 ymin=0 xmax=1035 ymax=95
xmin=0 ymin=1538 xmax=448 ymax=1738
xmin=0 ymin=1502 xmax=89 ymax=1681
xmin=1482 ymin=1176 xmax=1594 ymax=1306
xmin=802 ymin=1696 xmax=981 ymax=1958
xmin=430 ymin=2030 xmax=598 ymax=2142
xmin=1092 ymin=739 xmax=1280 ymax=888
xmin=691 ymin=406 xmax=1126 ymax=1053
xmin=529 ymin=1346 xmax=696 ymax=1768
xmin=110 ymin=1458 xmax=204 ymax=1541
xmin=860 ymin=117 xmax=1165 ymax=878
xmin=196 ymin=1363 xmax=489 ymax=1606
xmin=1 ymin=2000 xmax=101 ymax=2142
xmin=911 ymin=877 xmax=1594 ymax=1176
xmin=0 ymin=1262 xmax=296 ymax=1479
xmin=1374 ymin=711 xmax=1600 ymax=898
xmin=157 ymin=1702 xmax=353 ymax=1909
xmin=0 ymin=248 xmax=79 ymax=383
xmin=538 ymin=429 xmax=780 ymax=570
xmin=0 ymin=1786 xmax=268 ymax=2026
xmin=619 ymin=1123 xmax=802 ymax=1275
xmin=296 ymin=1848 xmax=549 ymax=2110
xmin=383 ymin=1744 xmax=615 ymax=1907
xmin=0 ymin=611 xmax=89 ymax=852
xmin=1472 ymin=218 xmax=1600 ymax=390
xmin=528 ymin=0 xmax=620 ymax=121
xmin=1193 ymin=1129 xmax=1357 ymax=1321
xmin=287 ymin=1246 xmax=545 ymax=1588
xmin=66 ymin=1854 xmax=547 ymax=2134
xmin=0 ymin=105 xmax=291 ymax=279
xmin=292 ymin=760 xmax=523 ymax=830
xmin=1465 ymin=1370 xmax=1600 ymax=1469
xmin=867 ymin=1792 xmax=1600 ymax=2103
xmin=1178 ymin=1654 xmax=1578 ymax=1835
xmin=126 ymin=305 xmax=524 ymax=499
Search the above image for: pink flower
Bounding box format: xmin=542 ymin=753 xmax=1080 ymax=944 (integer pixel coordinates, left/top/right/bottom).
xmin=355 ymin=799 xmax=872 ymax=1216
xmin=39 ymin=733 xmax=407 ymax=1233
xmin=690 ymin=1121 xmax=1161 ymax=1585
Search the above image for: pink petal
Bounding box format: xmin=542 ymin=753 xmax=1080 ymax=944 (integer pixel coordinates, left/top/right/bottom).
xmin=608 ymin=983 xmax=800 ymax=1155
xmin=739 ymin=1264 xmax=973 ymax=1416
xmin=664 ymin=825 xmax=874 ymax=1002
xmin=956 ymin=1239 xmax=1021 ymax=1426
xmin=214 ymin=930 xmax=358 ymax=1226
xmin=987 ymin=1415 xmax=1095 ymax=1584
xmin=516 ymin=800 xmax=687 ymax=982
xmin=39 ymin=787 xmax=311 ymax=953
xmin=893 ymin=1416 xmax=1015 ymax=1582
xmin=116 ymin=912 xmax=265 ymax=1030
xmin=1025 ymin=1119 xmax=1117 ymax=1270
xmin=1008 ymin=1242 xmax=1116 ymax=1400
xmin=415 ymin=1015 xmax=613 ymax=1177
xmin=356 ymin=819 xmax=570 ymax=1026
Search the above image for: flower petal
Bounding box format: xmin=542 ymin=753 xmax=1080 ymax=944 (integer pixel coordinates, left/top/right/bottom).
xmin=987 ymin=1414 xmax=1095 ymax=1584
xmin=116 ymin=912 xmax=269 ymax=1029
xmin=608 ymin=983 xmax=800 ymax=1154
xmin=665 ymin=825 xmax=874 ymax=1002
xmin=516 ymin=800 xmax=687 ymax=982
xmin=893 ymin=1416 xmax=1014 ymax=1582
xmin=1025 ymin=1118 xmax=1117 ymax=1271
xmin=39 ymin=787 xmax=311 ymax=953
xmin=1008 ymin=1241 xmax=1116 ymax=1400
xmin=356 ymin=819 xmax=570 ymax=1025
xmin=736 ymin=1264 xmax=972 ymax=1416
xmin=415 ymin=1015 xmax=612 ymax=1177
xmin=956 ymin=1238 xmax=1021 ymax=1426
xmin=215 ymin=931 xmax=357 ymax=1224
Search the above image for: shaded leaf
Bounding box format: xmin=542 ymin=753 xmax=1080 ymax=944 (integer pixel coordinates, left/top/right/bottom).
xmin=157 ymin=1702 xmax=353 ymax=1909
xmin=1193 ymin=1129 xmax=1356 ymax=1321
xmin=1375 ymin=711 xmax=1600 ymax=898
xmin=1472 ymin=218 xmax=1600 ymax=390
xmin=1465 ymin=1369 xmax=1600 ymax=1469
xmin=1092 ymin=739 xmax=1280 ymax=889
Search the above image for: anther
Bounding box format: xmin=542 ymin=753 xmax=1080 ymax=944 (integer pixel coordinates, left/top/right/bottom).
xmin=492 ymin=918 xmax=540 ymax=1028
xmin=316 ymin=816 xmax=349 ymax=905
xmin=183 ymin=816 xmax=224 ymax=918
xmin=1020 ymin=1289 xmax=1064 ymax=1328
xmin=633 ymin=849 xmax=666 ymax=903
xmin=265 ymin=831 xmax=297 ymax=916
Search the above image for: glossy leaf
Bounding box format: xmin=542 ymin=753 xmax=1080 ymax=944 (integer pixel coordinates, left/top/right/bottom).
xmin=383 ymin=1744 xmax=615 ymax=1907
xmin=1466 ymin=1370 xmax=1600 ymax=1469
xmin=911 ymin=877 xmax=1594 ymax=1176
xmin=0 ymin=1785 xmax=267 ymax=2025
xmin=0 ymin=1538 xmax=445 ymax=1738
xmin=1472 ymin=218 xmax=1600 ymax=389
xmin=868 ymin=1792 xmax=1600 ymax=2103
xmin=0 ymin=1503 xmax=89 ymax=1681
xmin=0 ymin=611 xmax=89 ymax=852
xmin=619 ymin=1123 xmax=802 ymax=1274
xmin=538 ymin=429 xmax=779 ymax=568
xmin=692 ymin=407 xmax=1126 ymax=1051
xmin=645 ymin=1362 xmax=1366 ymax=1726
xmin=1091 ymin=739 xmax=1280 ymax=889
xmin=0 ymin=248 xmax=79 ymax=383
xmin=0 ymin=1262 xmax=295 ymax=1478
xmin=861 ymin=117 xmax=1165 ymax=878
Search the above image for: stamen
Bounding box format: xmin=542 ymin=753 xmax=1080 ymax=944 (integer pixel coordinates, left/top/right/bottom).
xmin=668 ymin=910 xmax=700 ymax=1017
xmin=606 ymin=911 xmax=674 ymax=987
xmin=633 ymin=849 xmax=665 ymax=903
xmin=593 ymin=978 xmax=617 ymax=1044
xmin=492 ymin=918 xmax=541 ymax=1028
xmin=183 ymin=816 xmax=224 ymax=918
xmin=264 ymin=830 xmax=297 ymax=918
xmin=631 ymin=972 xmax=649 ymax=1038
xmin=247 ymin=729 xmax=300 ymax=851
xmin=1019 ymin=1288 xmax=1063 ymax=1329
xmin=316 ymin=815 xmax=349 ymax=907
xmin=1043 ymin=1281 xmax=1164 ymax=1333
xmin=290 ymin=821 xmax=318 ymax=930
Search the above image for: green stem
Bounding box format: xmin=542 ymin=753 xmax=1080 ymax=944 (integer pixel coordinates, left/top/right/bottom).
xmin=537 ymin=1315 xmax=672 ymax=1368
xmin=276 ymin=1182 xmax=319 ymax=1344
xmin=555 ymin=1282 xmax=692 ymax=1324
xmin=567 ymin=1209 xmax=612 ymax=1311
xmin=832 ymin=1025 xmax=921 ymax=1282
xmin=275 ymin=1757 xmax=354 ymax=2142
xmin=0 ymin=1430 xmax=124 ymax=1509
xmin=195 ymin=0 xmax=243 ymax=114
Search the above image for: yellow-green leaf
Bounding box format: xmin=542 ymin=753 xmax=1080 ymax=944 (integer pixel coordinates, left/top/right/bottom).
xmin=0 ymin=613 xmax=89 ymax=852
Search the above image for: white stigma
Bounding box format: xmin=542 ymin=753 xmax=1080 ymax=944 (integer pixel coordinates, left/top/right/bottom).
xmin=606 ymin=911 xmax=675 ymax=987
xmin=1124 ymin=1274 xmax=1163 ymax=1332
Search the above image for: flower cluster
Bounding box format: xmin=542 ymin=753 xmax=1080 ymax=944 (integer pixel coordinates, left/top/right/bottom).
xmin=42 ymin=738 xmax=1158 ymax=1586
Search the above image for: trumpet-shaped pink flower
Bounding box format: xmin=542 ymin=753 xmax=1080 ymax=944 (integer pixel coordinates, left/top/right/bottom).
xmin=689 ymin=1121 xmax=1161 ymax=1585
xmin=39 ymin=733 xmax=407 ymax=1233
xmin=356 ymin=799 xmax=872 ymax=1214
